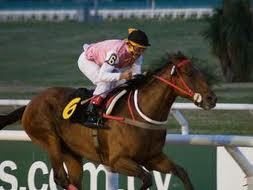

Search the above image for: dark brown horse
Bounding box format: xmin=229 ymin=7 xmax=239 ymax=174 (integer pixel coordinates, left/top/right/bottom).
xmin=0 ymin=52 xmax=217 ymax=190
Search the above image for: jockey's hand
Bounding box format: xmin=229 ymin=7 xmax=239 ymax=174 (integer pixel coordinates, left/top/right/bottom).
xmin=120 ymin=70 xmax=132 ymax=80
xmin=132 ymin=74 xmax=146 ymax=80
xmin=126 ymin=73 xmax=147 ymax=88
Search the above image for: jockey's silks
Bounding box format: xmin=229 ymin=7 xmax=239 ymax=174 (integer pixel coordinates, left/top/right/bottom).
xmin=77 ymin=39 xmax=143 ymax=98
xmin=85 ymin=39 xmax=141 ymax=68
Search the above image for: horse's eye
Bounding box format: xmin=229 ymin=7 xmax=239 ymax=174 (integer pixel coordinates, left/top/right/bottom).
xmin=181 ymin=66 xmax=193 ymax=76
xmin=186 ymin=72 xmax=193 ymax=77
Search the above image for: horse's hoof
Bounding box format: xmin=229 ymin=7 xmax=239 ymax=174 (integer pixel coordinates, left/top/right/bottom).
xmin=67 ymin=184 xmax=78 ymax=190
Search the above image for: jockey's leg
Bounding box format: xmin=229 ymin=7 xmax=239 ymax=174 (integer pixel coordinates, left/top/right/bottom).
xmin=85 ymin=95 xmax=105 ymax=128
xmin=84 ymin=81 xmax=111 ymax=128
xmin=78 ymin=52 xmax=100 ymax=84
xmin=143 ymin=153 xmax=194 ymax=190
xmin=78 ymin=56 xmax=109 ymax=128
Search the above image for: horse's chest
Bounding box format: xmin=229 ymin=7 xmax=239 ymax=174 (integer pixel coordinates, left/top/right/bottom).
xmin=125 ymin=132 xmax=166 ymax=159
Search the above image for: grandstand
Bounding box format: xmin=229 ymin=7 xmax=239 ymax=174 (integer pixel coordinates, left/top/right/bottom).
xmin=0 ymin=0 xmax=222 ymax=21
xmin=0 ymin=0 xmax=222 ymax=10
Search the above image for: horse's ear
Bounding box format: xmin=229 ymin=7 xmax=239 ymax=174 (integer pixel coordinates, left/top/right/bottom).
xmin=166 ymin=52 xmax=171 ymax=58
xmin=176 ymin=51 xmax=184 ymax=58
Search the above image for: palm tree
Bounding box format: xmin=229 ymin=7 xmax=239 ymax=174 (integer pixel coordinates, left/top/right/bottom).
xmin=203 ymin=0 xmax=253 ymax=82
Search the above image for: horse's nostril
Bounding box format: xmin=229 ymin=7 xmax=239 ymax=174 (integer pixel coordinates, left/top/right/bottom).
xmin=207 ymin=95 xmax=217 ymax=104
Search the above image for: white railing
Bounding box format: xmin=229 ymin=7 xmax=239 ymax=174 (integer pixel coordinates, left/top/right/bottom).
xmin=1 ymin=130 xmax=253 ymax=147
xmin=2 ymin=98 xmax=252 ymax=135
xmin=0 ymin=8 xmax=213 ymax=22
xmin=1 ymin=100 xmax=253 ymax=190
xmin=0 ymin=9 xmax=78 ymax=22
xmin=1 ymin=99 xmax=253 ymax=109
xmin=91 ymin=8 xmax=213 ymax=19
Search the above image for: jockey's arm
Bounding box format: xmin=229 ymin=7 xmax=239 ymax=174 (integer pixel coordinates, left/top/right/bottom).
xmin=99 ymin=52 xmax=143 ymax=82
xmin=99 ymin=62 xmax=132 ymax=82
xmin=98 ymin=51 xmax=121 ymax=82
xmin=98 ymin=64 xmax=121 ymax=82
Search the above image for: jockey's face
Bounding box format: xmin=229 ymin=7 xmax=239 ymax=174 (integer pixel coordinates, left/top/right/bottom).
xmin=127 ymin=41 xmax=147 ymax=57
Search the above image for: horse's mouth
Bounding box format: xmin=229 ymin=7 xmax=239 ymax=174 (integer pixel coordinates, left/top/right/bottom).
xmin=194 ymin=101 xmax=216 ymax=110
xmin=203 ymin=103 xmax=216 ymax=110
xmin=193 ymin=93 xmax=217 ymax=110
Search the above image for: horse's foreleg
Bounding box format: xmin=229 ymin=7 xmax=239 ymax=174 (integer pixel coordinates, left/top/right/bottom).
xmin=111 ymin=157 xmax=152 ymax=190
xmin=63 ymin=151 xmax=83 ymax=190
xmin=144 ymin=153 xmax=194 ymax=190
xmin=171 ymin=163 xmax=194 ymax=190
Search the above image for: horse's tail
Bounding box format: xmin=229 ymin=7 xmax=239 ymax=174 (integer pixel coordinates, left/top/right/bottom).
xmin=0 ymin=106 xmax=26 ymax=130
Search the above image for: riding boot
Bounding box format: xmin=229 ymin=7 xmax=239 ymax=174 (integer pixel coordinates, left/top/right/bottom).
xmin=84 ymin=96 xmax=105 ymax=128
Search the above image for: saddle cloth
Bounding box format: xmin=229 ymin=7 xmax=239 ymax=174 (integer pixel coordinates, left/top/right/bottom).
xmin=62 ymin=87 xmax=127 ymax=125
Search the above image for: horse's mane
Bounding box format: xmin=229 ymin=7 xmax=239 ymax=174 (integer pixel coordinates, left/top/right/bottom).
xmin=150 ymin=51 xmax=187 ymax=73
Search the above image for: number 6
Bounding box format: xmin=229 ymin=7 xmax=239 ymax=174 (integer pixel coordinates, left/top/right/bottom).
xmin=106 ymin=53 xmax=117 ymax=65
xmin=62 ymin=97 xmax=81 ymax=119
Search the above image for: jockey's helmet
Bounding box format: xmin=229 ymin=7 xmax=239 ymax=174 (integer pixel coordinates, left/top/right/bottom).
xmin=127 ymin=28 xmax=150 ymax=48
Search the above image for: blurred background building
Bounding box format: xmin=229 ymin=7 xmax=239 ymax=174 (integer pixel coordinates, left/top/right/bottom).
xmin=0 ymin=0 xmax=222 ymax=10
xmin=0 ymin=0 xmax=225 ymax=22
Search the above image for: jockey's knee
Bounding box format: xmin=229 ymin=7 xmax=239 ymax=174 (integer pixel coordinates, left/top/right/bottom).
xmin=94 ymin=82 xmax=111 ymax=97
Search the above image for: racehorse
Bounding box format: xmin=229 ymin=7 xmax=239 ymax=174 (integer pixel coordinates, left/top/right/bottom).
xmin=0 ymin=52 xmax=217 ymax=190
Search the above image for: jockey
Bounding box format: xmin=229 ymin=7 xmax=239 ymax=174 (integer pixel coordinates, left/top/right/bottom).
xmin=77 ymin=28 xmax=150 ymax=128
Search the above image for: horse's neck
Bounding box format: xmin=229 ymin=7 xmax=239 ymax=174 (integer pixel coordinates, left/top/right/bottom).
xmin=137 ymin=75 xmax=176 ymax=121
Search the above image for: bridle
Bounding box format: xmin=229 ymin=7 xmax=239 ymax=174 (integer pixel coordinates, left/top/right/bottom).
xmin=133 ymin=59 xmax=202 ymax=125
xmin=154 ymin=59 xmax=195 ymax=98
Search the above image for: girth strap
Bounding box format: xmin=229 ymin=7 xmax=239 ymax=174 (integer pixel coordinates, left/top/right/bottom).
xmin=124 ymin=118 xmax=167 ymax=130
xmin=91 ymin=129 xmax=105 ymax=163
xmin=103 ymin=114 xmax=167 ymax=130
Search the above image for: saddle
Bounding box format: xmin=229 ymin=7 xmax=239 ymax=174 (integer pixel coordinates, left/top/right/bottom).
xmin=62 ymin=74 xmax=146 ymax=126
xmin=62 ymin=88 xmax=92 ymax=124
xmin=62 ymin=87 xmax=127 ymax=126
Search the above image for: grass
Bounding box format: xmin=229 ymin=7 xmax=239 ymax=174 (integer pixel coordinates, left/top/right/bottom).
xmin=167 ymin=110 xmax=253 ymax=135
xmin=0 ymin=19 xmax=252 ymax=135
xmin=0 ymin=19 xmax=221 ymax=86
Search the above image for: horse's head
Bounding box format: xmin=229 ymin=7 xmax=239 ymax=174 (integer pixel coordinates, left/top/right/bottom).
xmin=155 ymin=52 xmax=217 ymax=110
